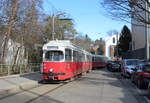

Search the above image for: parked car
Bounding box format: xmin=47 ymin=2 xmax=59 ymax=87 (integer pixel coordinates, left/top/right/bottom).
xmin=121 ymin=59 xmax=139 ymax=78
xmin=131 ymin=63 xmax=150 ymax=89
xmin=107 ymin=61 xmax=121 ymax=72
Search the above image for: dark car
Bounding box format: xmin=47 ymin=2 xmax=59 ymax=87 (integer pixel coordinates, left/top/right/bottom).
xmin=107 ymin=61 xmax=121 ymax=72
xmin=131 ymin=63 xmax=150 ymax=89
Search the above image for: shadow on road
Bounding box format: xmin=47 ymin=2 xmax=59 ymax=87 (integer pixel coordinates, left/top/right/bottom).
xmin=74 ymin=69 xmax=149 ymax=103
xmin=19 ymin=72 xmax=41 ymax=81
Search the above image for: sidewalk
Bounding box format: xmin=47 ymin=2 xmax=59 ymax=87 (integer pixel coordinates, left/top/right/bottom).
xmin=0 ymin=72 xmax=42 ymax=95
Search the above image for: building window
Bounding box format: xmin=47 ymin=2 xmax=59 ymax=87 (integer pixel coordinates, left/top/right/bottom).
xmin=113 ymin=37 xmax=115 ymax=43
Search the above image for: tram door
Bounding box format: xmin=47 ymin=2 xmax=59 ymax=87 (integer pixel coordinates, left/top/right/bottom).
xmin=73 ymin=51 xmax=78 ymax=75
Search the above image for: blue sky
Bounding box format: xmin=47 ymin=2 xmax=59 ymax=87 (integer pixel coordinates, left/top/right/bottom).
xmin=43 ymin=0 xmax=130 ymax=41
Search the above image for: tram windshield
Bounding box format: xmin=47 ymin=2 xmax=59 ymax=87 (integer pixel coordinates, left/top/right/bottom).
xmin=45 ymin=51 xmax=64 ymax=62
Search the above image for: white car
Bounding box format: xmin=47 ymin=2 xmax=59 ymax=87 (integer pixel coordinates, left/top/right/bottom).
xmin=121 ymin=59 xmax=139 ymax=77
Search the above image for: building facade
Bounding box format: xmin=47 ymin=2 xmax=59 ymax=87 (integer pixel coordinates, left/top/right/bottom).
xmin=105 ymin=34 xmax=119 ymax=57
xmin=131 ymin=1 xmax=149 ymax=60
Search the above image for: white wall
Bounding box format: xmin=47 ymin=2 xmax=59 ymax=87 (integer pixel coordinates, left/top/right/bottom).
xmin=131 ymin=1 xmax=147 ymax=50
xmin=131 ymin=22 xmax=146 ymax=50
xmin=105 ymin=34 xmax=119 ymax=57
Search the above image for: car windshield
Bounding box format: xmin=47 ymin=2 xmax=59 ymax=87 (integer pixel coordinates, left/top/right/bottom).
xmin=126 ymin=60 xmax=138 ymax=66
xmin=45 ymin=51 xmax=64 ymax=62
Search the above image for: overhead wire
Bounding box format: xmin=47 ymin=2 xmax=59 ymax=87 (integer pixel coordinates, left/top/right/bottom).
xmin=45 ymin=0 xmax=59 ymax=15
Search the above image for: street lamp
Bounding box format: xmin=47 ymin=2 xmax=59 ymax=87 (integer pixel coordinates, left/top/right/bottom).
xmin=145 ymin=2 xmax=149 ymax=61
xmin=116 ymin=32 xmax=119 ymax=58
xmin=51 ymin=14 xmax=72 ymax=40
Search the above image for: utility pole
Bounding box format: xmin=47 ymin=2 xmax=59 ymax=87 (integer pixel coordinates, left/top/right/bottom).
xmin=146 ymin=24 xmax=149 ymax=61
xmin=116 ymin=32 xmax=119 ymax=58
xmin=52 ymin=14 xmax=56 ymax=40
xmin=51 ymin=13 xmax=72 ymax=40
xmin=145 ymin=2 xmax=149 ymax=61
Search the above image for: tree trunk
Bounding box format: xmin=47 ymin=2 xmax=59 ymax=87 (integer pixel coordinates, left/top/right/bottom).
xmin=1 ymin=0 xmax=19 ymax=64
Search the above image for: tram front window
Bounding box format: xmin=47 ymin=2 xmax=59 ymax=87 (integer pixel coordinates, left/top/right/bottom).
xmin=45 ymin=51 xmax=64 ymax=62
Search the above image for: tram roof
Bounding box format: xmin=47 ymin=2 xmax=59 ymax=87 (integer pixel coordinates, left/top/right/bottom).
xmin=43 ymin=40 xmax=91 ymax=55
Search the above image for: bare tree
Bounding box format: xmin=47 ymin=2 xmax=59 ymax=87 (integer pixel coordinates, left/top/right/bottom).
xmin=19 ymin=0 xmax=44 ymax=63
xmin=0 ymin=0 xmax=78 ymax=64
xmin=72 ymin=34 xmax=92 ymax=52
xmin=0 ymin=0 xmax=44 ymax=64
xmin=1 ymin=0 xmax=19 ymax=63
xmin=101 ymin=0 xmax=150 ymax=25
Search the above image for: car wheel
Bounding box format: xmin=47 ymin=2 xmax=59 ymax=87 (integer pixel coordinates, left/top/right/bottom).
xmin=121 ymin=72 xmax=126 ymax=78
xmin=137 ymin=79 xmax=144 ymax=89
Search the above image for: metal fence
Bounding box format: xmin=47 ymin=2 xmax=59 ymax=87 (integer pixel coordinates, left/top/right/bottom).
xmin=0 ymin=63 xmax=41 ymax=76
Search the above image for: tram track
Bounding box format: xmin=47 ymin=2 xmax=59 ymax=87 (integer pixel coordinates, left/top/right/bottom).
xmin=0 ymin=81 xmax=69 ymax=103
xmin=23 ymin=79 xmax=77 ymax=103
xmin=25 ymin=82 xmax=67 ymax=103
xmin=0 ymin=84 xmax=44 ymax=100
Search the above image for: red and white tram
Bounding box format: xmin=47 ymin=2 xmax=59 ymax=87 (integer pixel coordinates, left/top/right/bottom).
xmin=92 ymin=55 xmax=109 ymax=68
xmin=41 ymin=40 xmax=92 ymax=81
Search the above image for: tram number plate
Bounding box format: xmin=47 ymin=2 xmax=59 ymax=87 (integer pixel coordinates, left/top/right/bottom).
xmin=48 ymin=77 xmax=54 ymax=80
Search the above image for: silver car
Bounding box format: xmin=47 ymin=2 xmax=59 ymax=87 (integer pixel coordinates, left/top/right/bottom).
xmin=121 ymin=59 xmax=139 ymax=77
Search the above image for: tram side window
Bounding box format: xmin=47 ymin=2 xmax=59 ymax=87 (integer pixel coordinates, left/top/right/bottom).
xmin=65 ymin=49 xmax=72 ymax=62
xmin=82 ymin=54 xmax=85 ymax=62
xmin=98 ymin=57 xmax=102 ymax=62
xmin=95 ymin=57 xmax=97 ymax=62
xmin=73 ymin=51 xmax=78 ymax=62
xmin=101 ymin=57 xmax=105 ymax=62
xmin=92 ymin=56 xmax=95 ymax=62
xmin=85 ymin=55 xmax=88 ymax=62
xmin=89 ymin=55 xmax=91 ymax=62
xmin=88 ymin=55 xmax=92 ymax=62
xmin=90 ymin=56 xmax=92 ymax=62
xmin=95 ymin=57 xmax=98 ymax=62
xmin=78 ymin=52 xmax=82 ymax=62
xmin=87 ymin=55 xmax=90 ymax=62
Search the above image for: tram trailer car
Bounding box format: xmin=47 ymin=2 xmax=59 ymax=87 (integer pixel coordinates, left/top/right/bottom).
xmin=41 ymin=40 xmax=92 ymax=81
xmin=92 ymin=55 xmax=109 ymax=69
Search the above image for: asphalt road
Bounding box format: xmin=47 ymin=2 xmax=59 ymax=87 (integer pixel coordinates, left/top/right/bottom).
xmin=0 ymin=69 xmax=149 ymax=103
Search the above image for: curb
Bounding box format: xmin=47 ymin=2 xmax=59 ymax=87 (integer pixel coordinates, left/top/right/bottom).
xmin=0 ymin=72 xmax=40 ymax=79
xmin=0 ymin=72 xmax=42 ymax=95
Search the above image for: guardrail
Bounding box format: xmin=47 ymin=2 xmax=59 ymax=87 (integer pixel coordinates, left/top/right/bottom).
xmin=0 ymin=63 xmax=41 ymax=76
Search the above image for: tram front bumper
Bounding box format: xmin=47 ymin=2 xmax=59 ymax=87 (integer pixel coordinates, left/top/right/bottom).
xmin=42 ymin=73 xmax=66 ymax=76
xmin=42 ymin=73 xmax=66 ymax=80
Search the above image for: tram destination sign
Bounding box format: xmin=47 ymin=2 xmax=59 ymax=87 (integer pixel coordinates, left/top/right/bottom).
xmin=47 ymin=46 xmax=58 ymax=50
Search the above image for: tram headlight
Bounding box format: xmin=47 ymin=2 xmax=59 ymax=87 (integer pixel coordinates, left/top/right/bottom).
xmin=49 ymin=68 xmax=54 ymax=72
